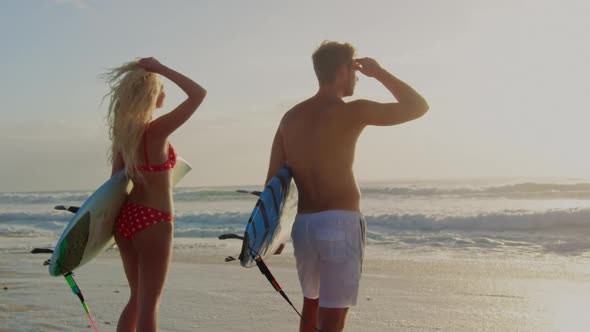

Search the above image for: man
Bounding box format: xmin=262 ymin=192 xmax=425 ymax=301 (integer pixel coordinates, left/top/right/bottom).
xmin=264 ymin=41 xmax=429 ymax=332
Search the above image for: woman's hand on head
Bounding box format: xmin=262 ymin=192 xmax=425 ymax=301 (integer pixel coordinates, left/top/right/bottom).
xmin=137 ymin=57 xmax=164 ymax=73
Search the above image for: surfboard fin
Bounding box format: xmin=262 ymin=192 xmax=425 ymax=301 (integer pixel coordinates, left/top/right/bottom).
xmin=54 ymin=205 xmax=80 ymax=214
xmin=218 ymin=234 xmax=245 ymax=240
xmin=30 ymin=248 xmax=54 ymax=266
xmin=218 ymin=234 xmax=244 ymax=263
xmin=30 ymin=248 xmax=53 ymax=266
xmin=236 ymin=190 xmax=262 ymax=197
xmin=31 ymin=248 xmax=54 ymax=254
xmin=273 ymin=243 xmax=285 ymax=255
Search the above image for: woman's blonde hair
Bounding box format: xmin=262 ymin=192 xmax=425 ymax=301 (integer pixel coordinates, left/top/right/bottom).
xmin=102 ymin=60 xmax=163 ymax=180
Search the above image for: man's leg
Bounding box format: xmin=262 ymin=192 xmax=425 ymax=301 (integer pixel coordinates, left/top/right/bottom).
xmin=318 ymin=307 xmax=349 ymax=332
xmin=300 ymin=297 xmax=319 ymax=332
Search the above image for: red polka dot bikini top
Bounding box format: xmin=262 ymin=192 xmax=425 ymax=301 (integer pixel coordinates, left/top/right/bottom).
xmin=135 ymin=127 xmax=177 ymax=172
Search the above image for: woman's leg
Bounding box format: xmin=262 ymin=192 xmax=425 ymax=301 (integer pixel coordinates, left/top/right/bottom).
xmin=133 ymin=220 xmax=174 ymax=332
xmin=115 ymin=232 xmax=139 ymax=332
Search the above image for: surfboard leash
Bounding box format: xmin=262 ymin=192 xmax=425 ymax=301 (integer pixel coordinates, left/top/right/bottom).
xmin=53 ymin=204 xmax=99 ymax=330
xmin=64 ymin=272 xmax=100 ymax=332
xmin=31 ymin=247 xmax=99 ymax=331
xmin=249 ymin=247 xmax=322 ymax=332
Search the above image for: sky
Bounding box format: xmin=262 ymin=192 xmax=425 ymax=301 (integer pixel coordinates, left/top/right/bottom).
xmin=0 ymin=0 xmax=589 ymax=192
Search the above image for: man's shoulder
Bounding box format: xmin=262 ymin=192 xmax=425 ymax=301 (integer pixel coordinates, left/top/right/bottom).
xmin=280 ymin=106 xmax=299 ymax=124
xmin=287 ymin=98 xmax=314 ymax=113
xmin=280 ymin=99 xmax=311 ymax=122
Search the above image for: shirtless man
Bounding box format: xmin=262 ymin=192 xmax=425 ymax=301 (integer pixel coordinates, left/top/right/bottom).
xmin=264 ymin=41 xmax=429 ymax=332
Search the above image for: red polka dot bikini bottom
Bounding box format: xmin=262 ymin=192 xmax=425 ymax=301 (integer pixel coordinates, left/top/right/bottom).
xmin=116 ymin=202 xmax=174 ymax=240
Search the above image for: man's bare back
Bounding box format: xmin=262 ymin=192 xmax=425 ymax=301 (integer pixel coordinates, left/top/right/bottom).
xmin=278 ymin=96 xmax=364 ymax=213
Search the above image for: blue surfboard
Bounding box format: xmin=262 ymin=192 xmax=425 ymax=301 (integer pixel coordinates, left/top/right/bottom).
xmin=221 ymin=167 xmax=297 ymax=267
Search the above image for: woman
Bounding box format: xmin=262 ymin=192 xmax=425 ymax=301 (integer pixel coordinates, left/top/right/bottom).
xmin=103 ymin=57 xmax=206 ymax=332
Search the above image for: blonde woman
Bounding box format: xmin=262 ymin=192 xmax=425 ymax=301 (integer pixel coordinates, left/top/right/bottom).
xmin=103 ymin=57 xmax=206 ymax=332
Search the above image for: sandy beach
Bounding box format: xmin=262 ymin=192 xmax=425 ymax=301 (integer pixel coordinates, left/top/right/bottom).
xmin=2 ymin=239 xmax=590 ymax=332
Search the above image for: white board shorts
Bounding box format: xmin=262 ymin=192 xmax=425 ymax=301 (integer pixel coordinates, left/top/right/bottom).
xmin=291 ymin=210 xmax=366 ymax=308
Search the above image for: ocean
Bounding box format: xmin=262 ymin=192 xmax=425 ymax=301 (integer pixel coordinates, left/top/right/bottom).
xmin=2 ymin=178 xmax=590 ymax=259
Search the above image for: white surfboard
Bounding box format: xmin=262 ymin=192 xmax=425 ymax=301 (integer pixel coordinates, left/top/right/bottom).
xmin=48 ymin=157 xmax=191 ymax=276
